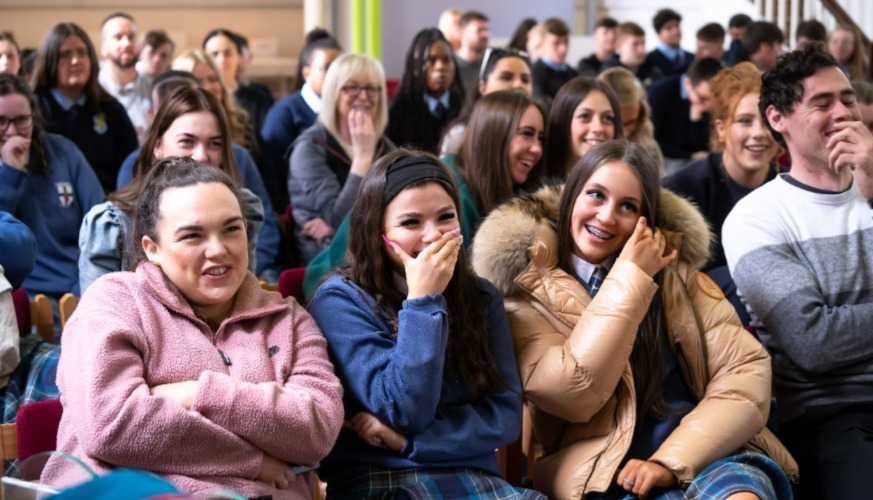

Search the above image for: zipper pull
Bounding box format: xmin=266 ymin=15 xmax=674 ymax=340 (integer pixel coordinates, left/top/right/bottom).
xmin=218 ymin=349 xmax=232 ymax=366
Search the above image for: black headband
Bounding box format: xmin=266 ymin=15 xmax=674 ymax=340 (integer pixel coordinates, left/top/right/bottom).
xmin=383 ymin=156 xmax=454 ymax=205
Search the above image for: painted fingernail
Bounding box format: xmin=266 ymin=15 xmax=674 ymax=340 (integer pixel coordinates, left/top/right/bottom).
xmin=450 ymin=227 xmax=461 ymax=235
xmin=381 ymin=234 xmax=392 ymax=248
xmin=458 ymin=235 xmax=464 ymax=245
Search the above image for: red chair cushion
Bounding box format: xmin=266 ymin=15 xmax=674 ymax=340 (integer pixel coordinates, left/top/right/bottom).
xmin=16 ymin=398 xmax=63 ymax=462
xmin=278 ymin=267 xmax=307 ymax=305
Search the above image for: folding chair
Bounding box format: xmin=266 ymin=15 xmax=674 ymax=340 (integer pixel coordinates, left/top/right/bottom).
xmin=58 ymin=294 xmax=79 ymax=332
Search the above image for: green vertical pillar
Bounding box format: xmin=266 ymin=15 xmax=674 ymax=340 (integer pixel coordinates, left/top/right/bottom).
xmin=350 ymin=0 xmax=364 ymax=54
xmin=365 ymin=0 xmax=382 ymax=60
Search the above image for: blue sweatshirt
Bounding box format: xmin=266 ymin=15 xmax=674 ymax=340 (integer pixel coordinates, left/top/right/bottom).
xmin=261 ymin=90 xmax=317 ymax=177
xmin=0 ymin=211 xmax=36 ymax=289
xmin=115 ymin=143 xmax=280 ymax=274
xmin=308 ymin=274 xmax=523 ymax=480
xmin=0 ymin=133 xmax=105 ymax=296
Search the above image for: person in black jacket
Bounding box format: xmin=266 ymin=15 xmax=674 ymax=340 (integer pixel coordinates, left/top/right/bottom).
xmin=531 ymin=18 xmax=577 ymax=105
xmin=647 ymin=57 xmax=722 ymax=173
xmin=30 ymin=22 xmax=138 ymax=194
xmin=386 ymin=28 xmax=463 ymax=155
xmin=645 ymin=9 xmax=694 ymax=80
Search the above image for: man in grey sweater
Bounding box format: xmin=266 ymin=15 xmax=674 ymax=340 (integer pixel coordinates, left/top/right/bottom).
xmin=723 ymin=45 xmax=873 ymax=500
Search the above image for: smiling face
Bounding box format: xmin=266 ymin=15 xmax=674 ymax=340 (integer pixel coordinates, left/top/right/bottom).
xmin=383 ymin=182 xmax=459 ymax=270
xmin=571 ymin=161 xmax=643 ymax=264
xmin=766 ymin=66 xmax=860 ymax=172
xmin=718 ymin=92 xmax=779 ymax=177
xmin=154 ymin=111 xmax=224 ymax=166
xmin=142 ymin=182 xmax=247 ymax=321
xmin=204 ymin=34 xmax=240 ymax=87
xmin=479 ymin=56 xmax=532 ymax=96
xmin=507 ymin=104 xmax=544 ymax=185
xmin=424 ymin=40 xmax=455 ymax=97
xmin=569 ymin=90 xmax=616 ymax=167
xmin=56 ymin=35 xmax=91 ymax=96
xmin=336 ymin=74 xmax=381 ymax=122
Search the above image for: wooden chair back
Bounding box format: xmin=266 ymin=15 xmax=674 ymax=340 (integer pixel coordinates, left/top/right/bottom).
xmin=29 ymin=295 xmax=53 ymax=343
xmin=58 ymin=294 xmax=79 ymax=331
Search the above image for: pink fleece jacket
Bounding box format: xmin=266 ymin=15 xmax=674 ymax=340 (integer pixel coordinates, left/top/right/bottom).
xmin=40 ymin=263 xmax=344 ymax=499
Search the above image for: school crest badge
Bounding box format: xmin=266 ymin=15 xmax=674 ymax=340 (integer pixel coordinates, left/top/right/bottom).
xmin=56 ymin=182 xmax=74 ymax=208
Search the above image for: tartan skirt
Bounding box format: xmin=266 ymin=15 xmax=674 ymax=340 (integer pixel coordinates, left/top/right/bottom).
xmin=586 ymin=450 xmax=793 ymax=500
xmin=325 ymin=465 xmax=547 ymax=499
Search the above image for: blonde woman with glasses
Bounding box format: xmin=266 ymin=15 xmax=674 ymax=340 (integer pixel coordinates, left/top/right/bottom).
xmin=288 ymin=53 xmax=394 ymax=264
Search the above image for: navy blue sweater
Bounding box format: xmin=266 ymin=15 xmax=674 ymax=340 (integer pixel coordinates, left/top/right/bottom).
xmin=309 ymin=274 xmax=523 ymax=480
xmin=0 ymin=133 xmax=104 ymax=296
xmin=35 ymin=91 xmax=138 ymax=194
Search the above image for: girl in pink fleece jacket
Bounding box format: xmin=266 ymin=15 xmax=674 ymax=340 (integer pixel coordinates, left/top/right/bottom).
xmin=41 ymin=158 xmax=344 ymax=499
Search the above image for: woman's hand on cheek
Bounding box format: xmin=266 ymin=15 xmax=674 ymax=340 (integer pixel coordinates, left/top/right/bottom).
xmin=616 ymin=459 xmax=676 ymax=498
xmin=257 ymin=454 xmax=296 ymax=490
xmin=387 ymin=228 xmax=462 ymax=299
xmin=0 ymin=136 xmax=30 ymax=171
xmin=149 ymin=381 xmax=199 ymax=410
xmin=346 ymin=412 xmax=407 ymax=452
xmin=348 ymin=108 xmax=377 ymax=158
xmin=617 ymin=217 xmax=678 ymax=277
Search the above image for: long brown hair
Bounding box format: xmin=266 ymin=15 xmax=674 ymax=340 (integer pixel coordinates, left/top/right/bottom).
xmin=30 ymin=23 xmax=108 ymax=115
xmin=545 ymin=77 xmax=623 ymax=180
xmin=108 ymin=86 xmax=237 ymax=213
xmin=556 ymin=139 xmax=669 ymax=421
xmin=456 ymin=90 xmax=544 ymax=216
xmin=342 ymin=148 xmax=505 ymax=402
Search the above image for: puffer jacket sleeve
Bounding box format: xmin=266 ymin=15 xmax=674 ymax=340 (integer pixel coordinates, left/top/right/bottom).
xmin=649 ymin=265 xmax=772 ymax=483
xmin=510 ymin=241 xmax=658 ymax=423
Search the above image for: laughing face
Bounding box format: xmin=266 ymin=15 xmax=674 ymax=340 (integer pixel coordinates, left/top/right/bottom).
xmin=569 ymin=90 xmax=616 ymax=168
xmin=507 ymin=104 xmax=544 ymax=185
xmin=717 ymin=92 xmax=779 ymax=178
xmin=142 ymin=182 xmax=248 ymax=321
xmin=570 ymin=161 xmax=643 ymax=264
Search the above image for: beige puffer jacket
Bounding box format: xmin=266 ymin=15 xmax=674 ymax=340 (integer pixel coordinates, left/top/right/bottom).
xmin=472 ymin=186 xmax=797 ymax=499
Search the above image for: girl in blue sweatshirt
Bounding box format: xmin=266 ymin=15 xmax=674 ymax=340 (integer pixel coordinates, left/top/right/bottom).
xmin=309 ymin=149 xmax=543 ymax=499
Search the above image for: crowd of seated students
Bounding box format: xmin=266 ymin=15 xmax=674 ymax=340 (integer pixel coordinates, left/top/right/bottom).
xmin=1 ymin=6 xmax=873 ymax=498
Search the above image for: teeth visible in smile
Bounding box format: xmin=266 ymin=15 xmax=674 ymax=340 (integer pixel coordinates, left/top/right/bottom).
xmin=206 ymin=267 xmax=228 ymax=276
xmin=746 ymin=145 xmax=767 ymax=152
xmin=586 ymin=225 xmax=614 ymax=239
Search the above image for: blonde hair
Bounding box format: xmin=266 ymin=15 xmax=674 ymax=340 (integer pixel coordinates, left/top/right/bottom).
xmin=598 ymin=66 xmax=654 ymax=142
xmin=438 ymin=8 xmax=462 ymax=45
xmin=172 ymin=48 xmax=252 ymax=151
xmin=319 ymin=54 xmax=388 ymax=156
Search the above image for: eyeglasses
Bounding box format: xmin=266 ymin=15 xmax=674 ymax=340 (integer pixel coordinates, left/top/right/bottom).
xmin=0 ymin=114 xmax=33 ymax=131
xmin=479 ymin=47 xmax=530 ymax=82
xmin=340 ymin=84 xmax=382 ymax=98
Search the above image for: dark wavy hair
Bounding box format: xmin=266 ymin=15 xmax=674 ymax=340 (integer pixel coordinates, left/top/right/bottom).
xmin=544 ymin=76 xmax=623 ymax=179
xmin=457 ymin=90 xmax=545 ymax=216
xmin=556 ymin=139 xmax=669 ymax=421
xmin=0 ymin=73 xmax=47 ymax=173
xmin=30 ymin=23 xmax=109 ymax=115
xmin=341 ymin=148 xmax=505 ymax=402
xmin=396 ymin=28 xmax=463 ymax=102
xmin=759 ymin=43 xmax=839 ymax=147
xmin=130 ymin=156 xmax=243 ymax=268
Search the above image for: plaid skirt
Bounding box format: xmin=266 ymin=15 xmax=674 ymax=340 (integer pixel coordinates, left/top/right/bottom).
xmin=326 ymin=466 xmax=547 ymax=499
xmin=2 ymin=333 xmax=61 ymax=477
xmin=586 ymin=451 xmax=793 ymax=500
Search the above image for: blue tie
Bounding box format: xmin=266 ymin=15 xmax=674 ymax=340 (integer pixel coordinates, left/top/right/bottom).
xmin=588 ymin=266 xmax=608 ymax=297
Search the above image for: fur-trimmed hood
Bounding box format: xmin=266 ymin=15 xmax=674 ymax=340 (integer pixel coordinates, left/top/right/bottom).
xmin=472 ymin=184 xmax=712 ymax=296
